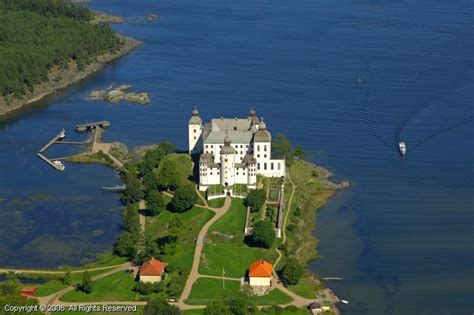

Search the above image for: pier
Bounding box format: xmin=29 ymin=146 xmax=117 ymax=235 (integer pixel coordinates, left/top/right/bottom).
xmin=102 ymin=185 xmax=126 ymax=192
xmin=75 ymin=121 xmax=110 ymax=132
xmin=36 ymin=153 xmax=64 ymax=171
xmin=37 ymin=122 xmax=109 ymax=172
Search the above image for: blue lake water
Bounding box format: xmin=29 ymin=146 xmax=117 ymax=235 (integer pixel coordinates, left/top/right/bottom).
xmin=0 ymin=0 xmax=472 ymax=314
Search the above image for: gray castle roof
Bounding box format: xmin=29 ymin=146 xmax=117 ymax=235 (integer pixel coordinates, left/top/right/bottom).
xmin=189 ymin=107 xmax=202 ymax=125
xmin=253 ymin=120 xmax=271 ymax=142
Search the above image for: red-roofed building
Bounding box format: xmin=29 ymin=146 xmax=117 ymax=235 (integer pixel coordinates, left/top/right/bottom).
xmin=139 ymin=257 xmax=167 ymax=283
xmin=20 ymin=287 xmax=36 ymax=298
xmin=248 ymin=259 xmax=273 ymax=286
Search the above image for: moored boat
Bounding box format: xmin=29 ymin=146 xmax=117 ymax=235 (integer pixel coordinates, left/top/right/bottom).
xmin=52 ymin=160 xmax=65 ymax=171
xmin=398 ymin=141 xmax=407 ymax=156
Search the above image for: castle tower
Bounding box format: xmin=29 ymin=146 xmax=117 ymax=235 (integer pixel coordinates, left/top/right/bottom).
xmin=220 ymin=136 xmax=236 ymax=187
xmin=253 ymin=118 xmax=272 ymax=161
xmin=188 ymin=106 xmax=202 ymax=154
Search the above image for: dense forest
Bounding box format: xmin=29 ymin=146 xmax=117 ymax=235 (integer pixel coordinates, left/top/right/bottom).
xmin=0 ymin=0 xmax=122 ymax=99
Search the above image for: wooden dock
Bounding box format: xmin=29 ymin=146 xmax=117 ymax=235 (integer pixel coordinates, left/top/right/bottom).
xmin=38 ymin=131 xmax=65 ymax=153
xmin=75 ymin=121 xmax=111 ymax=132
xmin=37 ymin=153 xmax=64 ymax=171
xmin=102 ymin=185 xmax=126 ymax=192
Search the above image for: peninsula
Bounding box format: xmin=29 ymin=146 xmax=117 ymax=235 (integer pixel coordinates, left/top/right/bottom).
xmin=1 ymin=109 xmax=348 ymax=315
xmin=0 ymin=0 xmax=141 ymax=117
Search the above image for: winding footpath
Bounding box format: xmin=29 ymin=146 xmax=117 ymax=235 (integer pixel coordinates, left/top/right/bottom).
xmin=177 ymin=197 xmax=232 ymax=310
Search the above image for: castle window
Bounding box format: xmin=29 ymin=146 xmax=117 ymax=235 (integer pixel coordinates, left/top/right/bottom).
xmin=257 ymin=154 xmax=260 ymax=158
xmin=225 ymin=159 xmax=228 ymax=162
xmin=264 ymin=154 xmax=267 ymax=158
xmin=271 ymin=163 xmax=274 ymax=170
xmin=264 ymin=145 xmax=267 ymax=152
xmin=257 ymin=145 xmax=260 ymax=151
xmin=194 ymin=136 xmax=196 ymax=140
xmin=206 ymin=145 xmax=208 ymax=148
xmin=194 ymin=129 xmax=197 ymax=133
xmin=257 ymin=163 xmax=260 ymax=170
xmin=240 ymin=151 xmax=243 ymax=155
xmin=278 ymin=163 xmax=281 ymax=170
xmin=264 ymin=163 xmax=267 ymax=170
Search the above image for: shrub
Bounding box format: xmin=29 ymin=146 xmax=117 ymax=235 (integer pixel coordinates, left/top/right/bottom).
xmin=245 ymin=189 xmax=266 ymax=212
xmin=169 ymin=184 xmax=197 ymax=212
xmin=250 ymin=220 xmax=275 ymax=248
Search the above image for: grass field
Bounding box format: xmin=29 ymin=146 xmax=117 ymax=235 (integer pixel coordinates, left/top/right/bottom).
xmin=158 ymin=153 xmax=194 ymax=186
xmin=208 ymin=199 xmax=247 ymax=240
xmin=51 ymin=306 xmax=144 ymax=315
xmin=186 ymin=278 xmax=292 ymax=306
xmin=207 ymin=197 xmax=225 ymax=208
xmin=60 ymin=270 xmax=137 ymax=302
xmin=146 ymin=206 xmax=214 ymax=272
xmin=200 ymin=244 xmax=277 ymax=278
xmin=201 ymin=199 xmax=277 ymax=277
xmin=34 ymin=267 xmax=120 ymax=297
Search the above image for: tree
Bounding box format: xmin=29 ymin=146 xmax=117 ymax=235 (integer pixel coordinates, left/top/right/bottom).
xmin=272 ymin=134 xmax=294 ymax=166
xmin=250 ymin=220 xmax=275 ymax=248
xmin=156 ymin=159 xmax=181 ymax=191
xmin=204 ymin=300 xmax=231 ymax=315
xmin=79 ymin=271 xmax=93 ymax=294
xmin=123 ymin=204 xmax=140 ymax=235
xmin=61 ymin=265 xmax=72 ymax=285
xmin=245 ymin=189 xmax=266 ymax=212
xmin=121 ymin=173 xmax=143 ymax=204
xmin=114 ymin=231 xmax=138 ymax=258
xmin=224 ymin=291 xmax=256 ymax=315
xmin=293 ymin=146 xmax=306 ymax=160
xmin=281 ymin=259 xmax=305 ymax=285
xmin=146 ymin=190 xmax=165 ymax=216
xmin=143 ymin=298 xmax=180 ymax=315
xmin=133 ymin=281 xmax=162 ymax=295
xmin=169 ymin=184 xmax=197 ymax=212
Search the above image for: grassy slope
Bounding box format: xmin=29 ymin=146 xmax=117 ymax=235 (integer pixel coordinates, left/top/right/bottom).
xmin=186 ymin=278 xmax=292 ymax=305
xmin=34 ymin=267 xmax=120 ymax=297
xmin=282 ymin=160 xmax=340 ymax=298
xmin=146 ymin=206 xmax=214 ymax=272
xmin=60 ymin=270 xmax=136 ymax=302
xmin=200 ymin=199 xmax=278 ymax=278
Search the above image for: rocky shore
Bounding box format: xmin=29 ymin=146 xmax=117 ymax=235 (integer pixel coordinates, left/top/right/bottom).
xmin=0 ymin=35 xmax=142 ymax=117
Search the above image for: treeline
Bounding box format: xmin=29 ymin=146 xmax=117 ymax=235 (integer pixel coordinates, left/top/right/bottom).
xmin=0 ymin=0 xmax=121 ymax=98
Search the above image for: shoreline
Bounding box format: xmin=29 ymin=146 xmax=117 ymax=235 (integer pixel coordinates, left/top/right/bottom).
xmin=0 ymin=35 xmax=142 ymax=118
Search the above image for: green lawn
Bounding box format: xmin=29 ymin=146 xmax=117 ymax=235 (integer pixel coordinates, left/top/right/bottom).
xmin=146 ymin=206 xmax=214 ymax=272
xmin=186 ymin=278 xmax=292 ymax=305
xmin=208 ymin=199 xmax=247 ymax=240
xmin=160 ymin=153 xmax=194 ymax=186
xmin=201 ymin=199 xmax=277 ymax=278
xmin=183 ymin=309 xmax=309 ymax=315
xmin=200 ymin=243 xmax=277 ymax=278
xmin=60 ymin=270 xmax=137 ymax=302
xmin=286 ymin=275 xmax=320 ymax=299
xmin=207 ymin=198 xmax=225 ymax=208
xmin=34 ymin=267 xmax=120 ymax=297
xmin=52 ymin=306 xmax=144 ymax=315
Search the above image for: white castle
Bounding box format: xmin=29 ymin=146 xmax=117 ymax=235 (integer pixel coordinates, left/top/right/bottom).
xmin=188 ymin=107 xmax=286 ymax=196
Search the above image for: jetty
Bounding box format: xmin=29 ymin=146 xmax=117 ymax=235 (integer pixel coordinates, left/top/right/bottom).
xmin=37 ymin=123 xmax=107 ymax=172
xmin=102 ymin=185 xmax=126 ymax=192
xmin=75 ymin=121 xmax=110 ymax=132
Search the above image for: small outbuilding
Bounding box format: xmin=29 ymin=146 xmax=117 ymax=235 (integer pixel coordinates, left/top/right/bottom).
xmin=20 ymin=287 xmax=36 ymax=298
xmin=139 ymin=257 xmax=167 ymax=283
xmin=248 ymin=259 xmax=273 ymax=287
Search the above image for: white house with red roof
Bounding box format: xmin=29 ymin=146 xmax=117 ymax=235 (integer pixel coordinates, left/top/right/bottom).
xmin=139 ymin=257 xmax=167 ymax=283
xmin=248 ymin=259 xmax=273 ymax=287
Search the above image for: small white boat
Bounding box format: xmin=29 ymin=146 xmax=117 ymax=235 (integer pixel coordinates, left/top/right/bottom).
xmin=398 ymin=141 xmax=407 ymax=156
xmin=58 ymin=128 xmax=66 ymax=140
xmin=52 ymin=160 xmax=65 ymax=171
xmin=341 ymin=300 xmax=349 ymax=305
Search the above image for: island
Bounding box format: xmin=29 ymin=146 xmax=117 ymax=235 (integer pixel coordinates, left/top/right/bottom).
xmin=0 ymin=0 xmax=141 ymax=117
xmin=1 ymin=108 xmax=348 ymax=315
